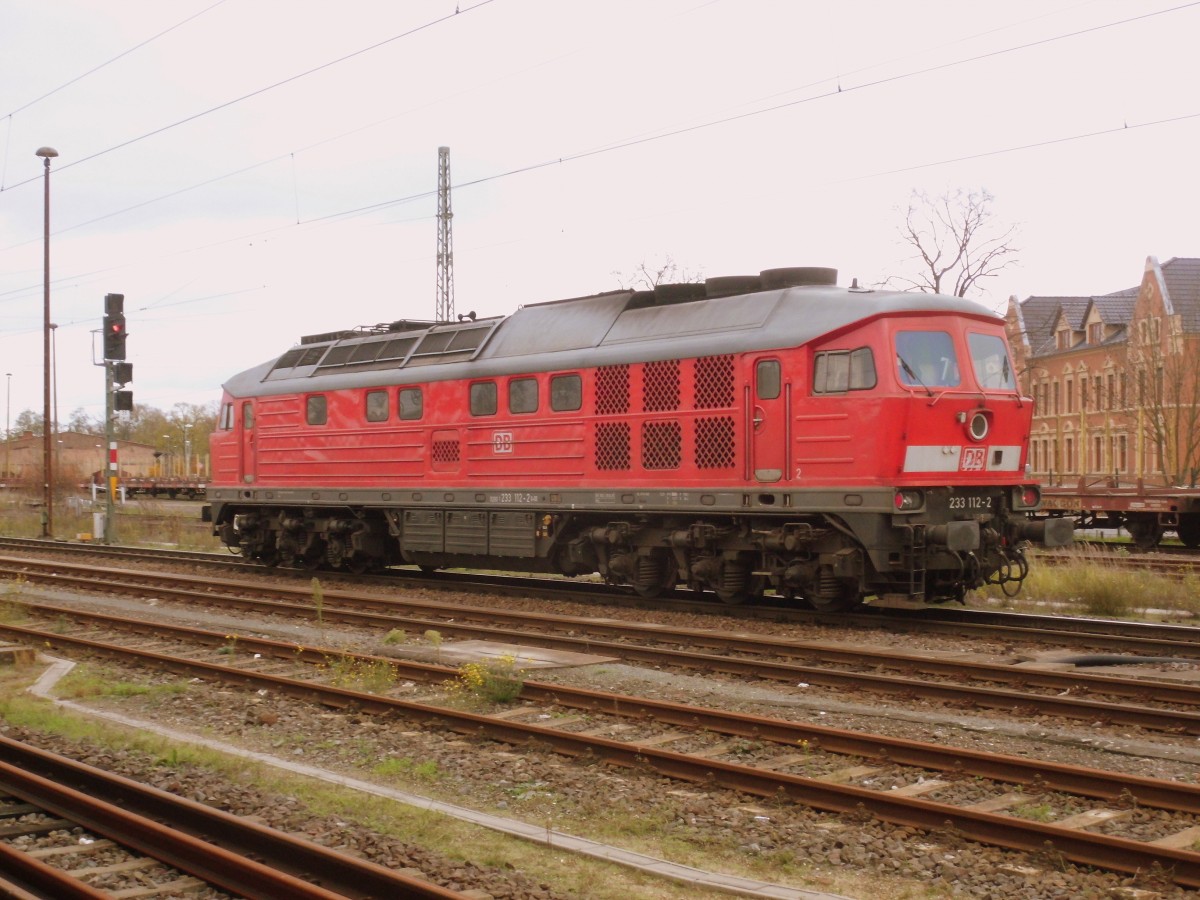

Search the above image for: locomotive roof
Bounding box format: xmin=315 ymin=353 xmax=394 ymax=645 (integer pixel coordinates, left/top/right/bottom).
xmin=221 ymin=281 xmax=1001 ymax=399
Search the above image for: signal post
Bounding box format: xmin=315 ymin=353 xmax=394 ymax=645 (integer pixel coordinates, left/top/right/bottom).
xmin=100 ymin=293 xmax=130 ymax=544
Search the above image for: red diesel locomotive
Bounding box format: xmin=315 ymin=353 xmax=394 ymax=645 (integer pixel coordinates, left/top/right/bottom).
xmin=204 ymin=266 xmax=1072 ymax=610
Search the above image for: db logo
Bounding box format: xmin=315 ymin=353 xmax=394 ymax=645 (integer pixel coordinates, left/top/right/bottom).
xmin=493 ymin=431 xmax=514 ymax=454
xmin=960 ymin=447 xmax=986 ymax=471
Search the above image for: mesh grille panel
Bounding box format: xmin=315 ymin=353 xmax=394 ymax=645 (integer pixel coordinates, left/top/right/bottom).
xmin=695 ymin=416 xmax=736 ymax=469
xmin=642 ymin=420 xmax=682 ymax=469
xmin=596 ymin=365 xmax=630 ymax=415
xmin=432 ymin=440 xmax=460 ymax=464
xmin=694 ymin=355 xmax=735 ymax=409
xmin=643 ymin=360 xmax=680 ymax=412
xmin=595 ymin=421 xmax=631 ymax=471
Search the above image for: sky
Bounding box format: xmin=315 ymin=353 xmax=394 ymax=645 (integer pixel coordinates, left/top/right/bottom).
xmin=1 ymin=0 xmax=1198 ymax=430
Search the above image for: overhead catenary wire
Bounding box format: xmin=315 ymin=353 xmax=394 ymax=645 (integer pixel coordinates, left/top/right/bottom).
xmin=0 ymin=0 xmax=499 ymax=195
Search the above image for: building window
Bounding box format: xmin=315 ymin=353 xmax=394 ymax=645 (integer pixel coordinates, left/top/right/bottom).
xmin=1080 ymin=377 xmax=1088 ymax=411
xmin=1088 ymin=322 xmax=1103 ymax=344
xmin=1065 ymin=378 xmax=1074 ymax=414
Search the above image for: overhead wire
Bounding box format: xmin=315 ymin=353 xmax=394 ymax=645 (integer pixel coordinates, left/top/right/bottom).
xmin=0 ymin=0 xmax=498 ymax=195
xmin=1 ymin=1 xmax=1196 ymax=306
xmin=0 ymin=0 xmax=230 ymax=190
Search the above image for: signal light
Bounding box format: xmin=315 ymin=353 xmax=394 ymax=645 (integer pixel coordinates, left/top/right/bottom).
xmin=114 ymin=390 xmax=133 ymax=412
xmin=103 ymin=293 xmax=126 ymax=360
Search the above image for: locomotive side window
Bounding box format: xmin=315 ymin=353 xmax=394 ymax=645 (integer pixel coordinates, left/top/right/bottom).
xmin=220 ymin=403 xmax=234 ymax=430
xmin=470 ymin=381 xmax=498 ymax=416
xmin=895 ymin=331 xmax=960 ymax=388
xmin=398 ymin=387 xmax=423 ymax=420
xmin=968 ymin=333 xmax=1017 ymax=390
xmin=509 ymin=377 xmax=538 ymax=414
xmin=756 ymin=360 xmax=781 ymax=400
xmin=365 ymin=390 xmax=389 ymax=422
xmin=551 ymin=374 xmax=583 ymax=411
xmin=307 ymin=395 xmax=327 ymax=425
xmin=813 ymin=348 xmax=877 ymax=393
xmin=242 ymin=402 xmax=255 ymax=429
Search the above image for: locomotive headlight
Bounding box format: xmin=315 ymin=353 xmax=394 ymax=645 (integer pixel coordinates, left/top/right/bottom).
xmin=894 ymin=489 xmax=924 ymax=511
xmin=967 ymin=411 xmax=990 ymax=442
xmin=1013 ymin=485 xmax=1040 ymax=509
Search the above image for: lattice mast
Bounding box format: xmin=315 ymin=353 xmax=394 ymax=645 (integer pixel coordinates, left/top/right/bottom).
xmin=435 ymin=146 xmax=454 ymax=322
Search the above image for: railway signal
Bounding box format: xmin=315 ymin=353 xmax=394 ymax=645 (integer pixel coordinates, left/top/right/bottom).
xmin=103 ymin=292 xmax=127 ymax=360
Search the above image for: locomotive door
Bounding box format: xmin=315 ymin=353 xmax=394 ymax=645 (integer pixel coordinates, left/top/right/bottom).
xmin=750 ymin=357 xmax=786 ymax=482
xmin=238 ymin=401 xmax=256 ymax=484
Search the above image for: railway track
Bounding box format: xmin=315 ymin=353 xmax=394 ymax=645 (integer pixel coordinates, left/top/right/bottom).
xmin=5 ymin=601 xmax=1200 ymax=889
xmin=0 ymin=735 xmax=467 ymax=899
xmin=6 ymin=554 xmax=1200 ymax=735
xmin=4 ymin=535 xmax=1200 ymax=641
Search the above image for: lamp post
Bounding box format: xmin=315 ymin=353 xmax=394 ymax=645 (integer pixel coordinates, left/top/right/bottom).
xmin=36 ymin=146 xmax=57 ymax=537
xmin=183 ymin=423 xmax=193 ymax=478
xmin=4 ymin=373 xmax=10 ymax=487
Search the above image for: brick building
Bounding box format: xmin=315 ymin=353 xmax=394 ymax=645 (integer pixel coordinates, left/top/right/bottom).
xmin=1006 ymin=256 xmax=1200 ymax=487
xmin=1 ymin=431 xmax=159 ymax=486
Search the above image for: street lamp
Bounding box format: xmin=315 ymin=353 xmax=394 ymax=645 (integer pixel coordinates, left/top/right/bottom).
xmin=4 ymin=373 xmax=10 ymax=487
xmin=183 ymin=423 xmax=193 ymax=478
xmin=36 ymin=146 xmax=58 ymax=537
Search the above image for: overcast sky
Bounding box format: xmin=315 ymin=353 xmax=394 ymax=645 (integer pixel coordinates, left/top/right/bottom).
xmin=1 ymin=0 xmax=1197 ymax=428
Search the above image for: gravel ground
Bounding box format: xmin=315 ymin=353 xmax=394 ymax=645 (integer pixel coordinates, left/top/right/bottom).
xmin=8 ymin=572 xmax=1200 ymax=898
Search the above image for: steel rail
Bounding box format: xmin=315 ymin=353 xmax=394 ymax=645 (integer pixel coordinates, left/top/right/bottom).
xmin=8 ymin=602 xmax=1200 ymax=813
xmin=8 ymin=561 xmax=1200 ymax=734
xmin=0 ymin=735 xmax=468 ymax=899
xmin=5 ymin=618 xmax=1200 ymax=888
xmin=6 ymin=541 xmax=1200 ymax=650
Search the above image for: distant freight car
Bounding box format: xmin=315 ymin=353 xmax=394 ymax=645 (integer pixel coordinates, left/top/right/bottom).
xmin=204 ymin=266 xmax=1072 ymax=610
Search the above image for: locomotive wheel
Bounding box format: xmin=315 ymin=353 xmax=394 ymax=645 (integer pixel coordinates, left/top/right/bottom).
xmin=1177 ymin=515 xmax=1200 ymax=549
xmin=632 ymin=554 xmax=675 ymax=599
xmin=1126 ymin=515 xmax=1164 ymax=551
xmin=810 ymin=566 xmax=862 ymax=612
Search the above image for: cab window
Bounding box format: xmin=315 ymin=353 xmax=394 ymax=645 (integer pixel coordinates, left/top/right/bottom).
xmin=813 ymin=348 xmax=877 ymax=393
xmin=968 ymin=333 xmax=1017 ymax=390
xmin=895 ymin=331 xmax=960 ymax=388
xmin=242 ymin=402 xmax=255 ymax=429
xmin=220 ymin=403 xmax=234 ymax=430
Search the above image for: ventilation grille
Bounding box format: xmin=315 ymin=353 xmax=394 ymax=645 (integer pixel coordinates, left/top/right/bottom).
xmin=432 ymin=439 xmax=460 ymax=464
xmin=595 ymin=421 xmax=631 ymax=471
xmin=642 ymin=420 xmax=682 ymax=469
xmin=643 ymin=360 xmax=680 ymax=412
xmin=695 ymin=416 xmax=736 ymax=469
xmin=694 ymin=355 xmax=734 ymax=409
xmin=596 ymin=365 xmax=630 ymax=415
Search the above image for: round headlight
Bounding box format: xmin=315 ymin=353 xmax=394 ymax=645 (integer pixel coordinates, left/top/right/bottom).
xmin=968 ymin=411 xmax=989 ymax=441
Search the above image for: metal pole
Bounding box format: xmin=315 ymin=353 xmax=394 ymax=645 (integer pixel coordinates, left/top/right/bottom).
xmin=4 ymin=373 xmax=10 ymax=488
xmin=104 ymin=361 xmax=116 ymax=544
xmin=36 ymin=147 xmax=57 ymax=537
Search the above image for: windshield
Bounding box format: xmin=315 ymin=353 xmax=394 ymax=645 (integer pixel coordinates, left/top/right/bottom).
xmin=968 ymin=333 xmax=1016 ymax=390
xmin=895 ymin=330 xmax=960 ymax=388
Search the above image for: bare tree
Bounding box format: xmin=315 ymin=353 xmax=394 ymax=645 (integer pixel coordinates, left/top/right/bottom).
xmin=887 ymin=188 xmax=1019 ymax=298
xmin=612 ymin=255 xmax=703 ymax=291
